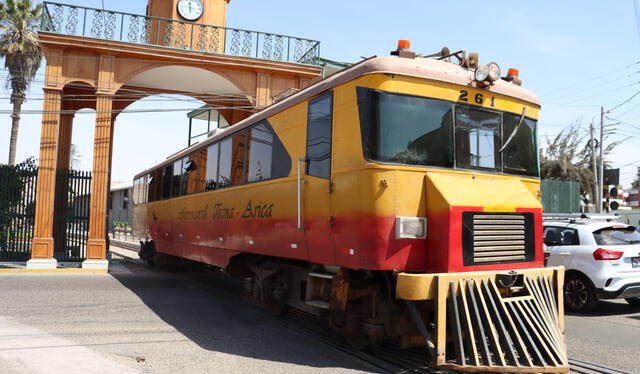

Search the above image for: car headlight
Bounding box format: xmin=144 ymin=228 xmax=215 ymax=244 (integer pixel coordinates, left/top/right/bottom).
xmin=395 ymin=217 xmax=427 ymax=239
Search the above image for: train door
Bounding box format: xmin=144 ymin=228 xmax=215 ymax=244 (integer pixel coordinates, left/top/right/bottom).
xmin=303 ymin=91 xmax=335 ymax=265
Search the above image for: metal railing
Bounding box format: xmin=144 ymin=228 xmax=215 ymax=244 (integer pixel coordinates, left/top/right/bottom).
xmin=0 ymin=165 xmax=38 ymax=261
xmin=40 ymin=2 xmax=321 ymax=65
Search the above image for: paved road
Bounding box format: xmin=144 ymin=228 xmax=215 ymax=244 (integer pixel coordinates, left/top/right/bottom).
xmin=0 ymin=260 xmax=374 ymax=374
xmin=1 ymin=255 xmax=639 ymax=373
xmin=565 ymin=299 xmax=640 ymax=373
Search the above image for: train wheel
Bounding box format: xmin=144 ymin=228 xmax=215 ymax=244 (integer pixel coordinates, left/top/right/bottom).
xmin=245 ymin=264 xmax=289 ymax=316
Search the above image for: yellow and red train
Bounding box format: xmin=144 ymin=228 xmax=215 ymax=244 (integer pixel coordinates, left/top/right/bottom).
xmin=132 ymin=43 xmax=567 ymax=372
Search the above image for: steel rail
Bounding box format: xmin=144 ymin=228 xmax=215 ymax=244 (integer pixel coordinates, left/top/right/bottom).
xmin=114 ymin=253 xmax=634 ymax=374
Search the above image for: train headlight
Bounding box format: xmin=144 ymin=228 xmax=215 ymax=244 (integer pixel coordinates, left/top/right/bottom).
xmin=474 ymin=62 xmax=501 ymax=83
xmin=395 ymin=217 xmax=427 ymax=239
xmin=487 ymin=62 xmax=501 ymax=82
xmin=474 ymin=64 xmax=489 ymax=81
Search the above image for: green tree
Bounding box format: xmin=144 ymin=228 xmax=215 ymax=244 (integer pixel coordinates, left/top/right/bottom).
xmin=540 ymin=123 xmax=620 ymax=204
xmin=0 ymin=0 xmax=43 ymax=165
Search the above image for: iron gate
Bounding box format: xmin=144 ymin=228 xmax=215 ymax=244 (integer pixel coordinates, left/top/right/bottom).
xmin=0 ymin=164 xmax=38 ymax=261
xmin=53 ymin=170 xmax=92 ymax=262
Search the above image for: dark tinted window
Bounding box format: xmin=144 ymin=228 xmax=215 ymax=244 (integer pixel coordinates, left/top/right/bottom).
xmin=162 ymin=164 xmax=173 ymax=199
xmin=247 ymin=123 xmax=273 ymax=182
xmin=123 ymin=189 xmax=129 ymax=209
xmin=544 ymin=227 xmax=579 ymax=246
xmin=218 ymin=138 xmax=232 ymax=188
xmin=306 ymin=92 xmax=333 ymax=178
xmin=357 ymin=88 xmax=454 ymax=167
xmin=455 ymin=106 xmax=501 ymax=170
xmin=593 ymin=227 xmax=640 ymax=245
xmin=205 ymin=143 xmax=219 ymax=190
xmin=503 ymin=114 xmax=539 ymax=177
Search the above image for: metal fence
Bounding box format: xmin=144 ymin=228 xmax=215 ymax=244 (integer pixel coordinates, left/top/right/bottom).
xmin=0 ymin=165 xmax=38 ymax=261
xmin=41 ymin=2 xmax=321 ymax=65
xmin=541 ymin=180 xmax=581 ymax=213
xmin=53 ymin=170 xmax=92 ymax=262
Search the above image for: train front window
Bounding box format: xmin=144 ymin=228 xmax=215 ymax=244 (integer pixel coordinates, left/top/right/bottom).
xmin=357 ymin=87 xmax=539 ymax=177
xmin=357 ymin=88 xmax=454 ymax=168
xmin=454 ymin=106 xmax=501 ymax=171
xmin=503 ymin=113 xmax=539 ymax=177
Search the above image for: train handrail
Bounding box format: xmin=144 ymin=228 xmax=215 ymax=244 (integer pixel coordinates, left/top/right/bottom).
xmin=297 ymin=158 xmax=304 ymax=231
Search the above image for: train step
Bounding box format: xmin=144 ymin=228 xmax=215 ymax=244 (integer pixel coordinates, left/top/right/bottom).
xmin=304 ymin=272 xmax=335 ymax=309
xmin=308 ymin=272 xmax=335 ymax=280
xmin=304 ymin=300 xmax=330 ymax=309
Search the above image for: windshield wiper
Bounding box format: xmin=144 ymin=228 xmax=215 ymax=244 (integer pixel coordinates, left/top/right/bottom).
xmin=499 ymin=107 xmax=527 ymax=153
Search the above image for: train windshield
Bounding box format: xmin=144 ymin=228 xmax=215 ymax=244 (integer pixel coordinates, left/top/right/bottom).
xmin=357 ymin=88 xmax=539 ymax=177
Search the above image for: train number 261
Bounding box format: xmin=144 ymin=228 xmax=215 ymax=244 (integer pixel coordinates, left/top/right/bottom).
xmin=458 ymin=90 xmax=495 ymax=107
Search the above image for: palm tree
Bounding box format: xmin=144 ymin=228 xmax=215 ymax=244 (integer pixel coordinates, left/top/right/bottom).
xmin=0 ymin=0 xmax=43 ymax=165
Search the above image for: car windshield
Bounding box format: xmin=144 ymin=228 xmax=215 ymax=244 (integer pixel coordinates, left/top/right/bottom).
xmin=593 ymin=226 xmax=640 ymax=245
xmin=357 ymin=88 xmax=539 ymax=177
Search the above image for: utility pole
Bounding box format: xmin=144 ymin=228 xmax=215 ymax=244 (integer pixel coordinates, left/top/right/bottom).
xmin=590 ymin=122 xmax=599 ymax=212
xmin=599 ymin=106 xmax=605 ymax=213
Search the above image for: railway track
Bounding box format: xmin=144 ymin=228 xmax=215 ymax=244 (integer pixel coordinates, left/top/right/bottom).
xmin=281 ymin=307 xmax=634 ymax=374
xmin=113 ymin=253 xmax=634 ymax=374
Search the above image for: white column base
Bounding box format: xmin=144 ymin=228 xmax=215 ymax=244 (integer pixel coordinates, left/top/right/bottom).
xmin=26 ymin=258 xmax=58 ymax=269
xmin=81 ymin=259 xmax=109 ymax=270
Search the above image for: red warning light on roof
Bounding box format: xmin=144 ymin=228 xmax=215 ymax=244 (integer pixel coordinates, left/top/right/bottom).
xmin=507 ymin=68 xmax=519 ymax=77
xmin=397 ymin=40 xmax=411 ymax=50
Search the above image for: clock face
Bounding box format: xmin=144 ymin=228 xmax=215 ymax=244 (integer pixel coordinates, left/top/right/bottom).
xmin=177 ymin=0 xmax=203 ymax=21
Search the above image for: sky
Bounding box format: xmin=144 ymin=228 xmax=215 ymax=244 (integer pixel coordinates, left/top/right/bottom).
xmin=2 ymin=0 xmax=640 ymax=187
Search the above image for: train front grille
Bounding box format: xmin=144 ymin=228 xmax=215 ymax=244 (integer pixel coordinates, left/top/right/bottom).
xmin=462 ymin=212 xmax=535 ymax=266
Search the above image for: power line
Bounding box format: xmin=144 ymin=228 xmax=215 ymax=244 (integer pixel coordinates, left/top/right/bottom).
xmin=543 ymin=81 xmax=640 ymax=107
xmin=607 ymin=89 xmax=640 ymax=113
xmin=540 ymin=71 xmax=640 ymax=102
xmin=539 ymin=61 xmax=640 ymax=98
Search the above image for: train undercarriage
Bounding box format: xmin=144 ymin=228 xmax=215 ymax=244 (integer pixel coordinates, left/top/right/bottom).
xmin=139 ymin=241 xmax=568 ymax=373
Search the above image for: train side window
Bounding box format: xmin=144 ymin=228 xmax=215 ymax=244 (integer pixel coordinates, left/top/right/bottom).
xmin=152 ymin=168 xmax=162 ymax=202
xmin=306 ymin=91 xmax=333 ymax=179
xmin=187 ymin=149 xmax=207 ymax=194
xmin=246 ymin=122 xmax=273 ymax=182
xmin=147 ymin=173 xmax=156 ymax=202
xmin=162 ymin=164 xmax=173 ymax=199
xmin=206 ymin=143 xmax=219 ymax=190
xmin=132 ymin=178 xmax=139 ymax=205
xmin=218 ymin=138 xmax=232 ymax=188
xmin=229 ymin=131 xmax=247 ymax=186
xmin=172 ymin=159 xmax=183 ymax=197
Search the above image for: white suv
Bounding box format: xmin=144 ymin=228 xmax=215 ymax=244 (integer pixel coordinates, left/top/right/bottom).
xmin=544 ymin=216 xmax=640 ymax=312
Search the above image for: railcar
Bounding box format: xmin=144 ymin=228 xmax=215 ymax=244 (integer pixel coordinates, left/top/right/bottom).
xmin=132 ymin=41 xmax=568 ymax=372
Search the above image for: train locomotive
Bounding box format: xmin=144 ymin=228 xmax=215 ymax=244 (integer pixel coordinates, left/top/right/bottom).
xmin=132 ymin=41 xmax=568 ymax=372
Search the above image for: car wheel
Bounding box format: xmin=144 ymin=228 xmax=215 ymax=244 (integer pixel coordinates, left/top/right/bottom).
xmin=625 ymin=297 xmax=640 ymax=306
xmin=564 ymin=274 xmax=597 ymax=313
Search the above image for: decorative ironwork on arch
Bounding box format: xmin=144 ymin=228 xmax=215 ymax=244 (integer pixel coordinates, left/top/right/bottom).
xmin=41 ymin=2 xmax=321 ymax=65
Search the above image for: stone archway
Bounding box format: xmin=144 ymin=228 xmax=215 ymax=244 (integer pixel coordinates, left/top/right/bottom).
xmin=29 ymin=28 xmax=321 ymax=269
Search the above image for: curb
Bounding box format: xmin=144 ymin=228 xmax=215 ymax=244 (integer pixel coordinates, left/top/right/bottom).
xmin=0 ymin=268 xmax=109 ymax=274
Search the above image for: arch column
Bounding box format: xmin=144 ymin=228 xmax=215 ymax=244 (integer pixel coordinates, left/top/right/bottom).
xmin=57 ymin=113 xmax=74 ymax=171
xmin=83 ymin=94 xmax=114 ymax=269
xmin=52 ymin=112 xmax=74 ymax=256
xmin=28 ymin=88 xmax=63 ymax=268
